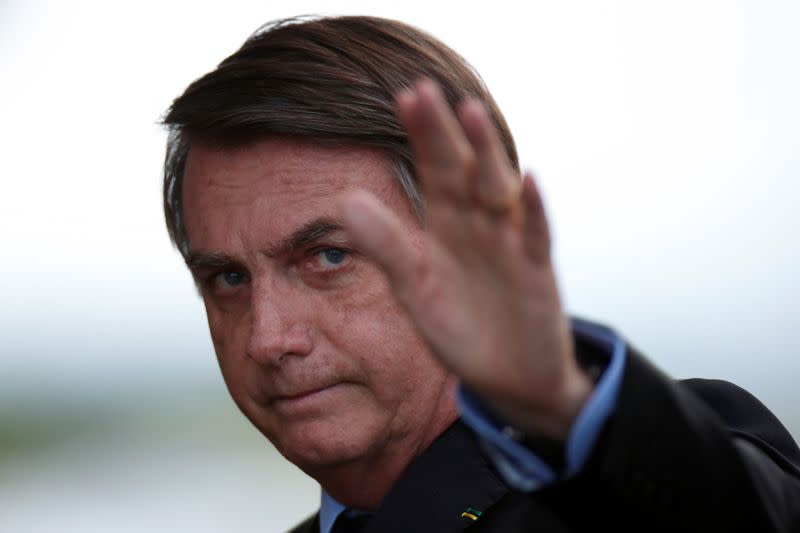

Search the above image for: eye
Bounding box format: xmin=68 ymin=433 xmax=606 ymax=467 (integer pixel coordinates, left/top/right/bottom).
xmin=212 ymin=269 xmax=248 ymax=290
xmin=316 ymin=248 xmax=349 ymax=269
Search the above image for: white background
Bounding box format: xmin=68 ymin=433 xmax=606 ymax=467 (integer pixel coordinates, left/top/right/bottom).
xmin=1 ymin=1 xmax=798 ymax=531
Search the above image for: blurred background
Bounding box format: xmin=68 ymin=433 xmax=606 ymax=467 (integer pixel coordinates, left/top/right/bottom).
xmin=1 ymin=1 xmax=798 ymax=531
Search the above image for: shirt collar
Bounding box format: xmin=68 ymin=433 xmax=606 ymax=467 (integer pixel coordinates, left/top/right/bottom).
xmin=319 ymin=489 xmax=347 ymax=533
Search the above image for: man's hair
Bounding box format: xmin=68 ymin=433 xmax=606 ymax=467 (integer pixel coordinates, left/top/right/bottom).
xmin=163 ymin=15 xmax=518 ymax=257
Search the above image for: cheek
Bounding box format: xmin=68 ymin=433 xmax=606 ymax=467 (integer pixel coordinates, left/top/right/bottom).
xmin=326 ymin=271 xmax=436 ymax=392
xmin=204 ymin=302 xmax=249 ymax=375
xmin=204 ymin=303 xmax=228 ymax=353
xmin=328 ymin=270 xmax=403 ymax=354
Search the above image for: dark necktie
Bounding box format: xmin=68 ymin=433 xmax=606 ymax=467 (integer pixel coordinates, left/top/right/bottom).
xmin=330 ymin=512 xmax=371 ymax=533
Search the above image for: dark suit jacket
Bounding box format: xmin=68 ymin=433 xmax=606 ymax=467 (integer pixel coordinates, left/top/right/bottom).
xmin=289 ymin=344 xmax=800 ymax=532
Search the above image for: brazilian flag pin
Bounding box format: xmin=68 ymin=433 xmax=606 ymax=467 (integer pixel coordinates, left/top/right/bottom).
xmin=460 ymin=507 xmax=483 ymax=521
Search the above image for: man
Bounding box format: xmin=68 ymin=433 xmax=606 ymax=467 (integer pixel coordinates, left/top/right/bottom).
xmin=162 ymin=16 xmax=800 ymax=532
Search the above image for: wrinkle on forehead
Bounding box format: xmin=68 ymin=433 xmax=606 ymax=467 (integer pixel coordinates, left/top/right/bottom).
xmin=187 ymin=137 xmax=396 ymax=191
xmin=181 ymin=136 xmax=413 ymax=255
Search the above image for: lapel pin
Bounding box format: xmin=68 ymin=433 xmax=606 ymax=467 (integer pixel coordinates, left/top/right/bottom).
xmin=460 ymin=507 xmax=483 ymax=521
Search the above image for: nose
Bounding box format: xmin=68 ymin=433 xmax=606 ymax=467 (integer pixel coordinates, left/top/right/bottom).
xmin=245 ymin=281 xmax=313 ymax=367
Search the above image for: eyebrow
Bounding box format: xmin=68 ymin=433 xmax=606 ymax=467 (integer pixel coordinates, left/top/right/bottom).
xmin=185 ymin=251 xmax=235 ymax=271
xmin=270 ymin=216 xmax=345 ymax=256
xmin=185 ymin=216 xmax=345 ymax=270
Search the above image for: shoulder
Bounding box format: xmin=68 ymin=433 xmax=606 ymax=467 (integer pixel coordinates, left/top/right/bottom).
xmin=679 ymin=377 xmax=800 ymax=470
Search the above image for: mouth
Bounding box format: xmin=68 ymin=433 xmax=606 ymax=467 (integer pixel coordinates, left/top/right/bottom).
xmin=270 ymin=383 xmax=346 ymax=411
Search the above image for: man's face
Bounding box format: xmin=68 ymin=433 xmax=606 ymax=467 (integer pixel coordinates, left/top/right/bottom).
xmin=181 ymin=137 xmax=456 ymax=474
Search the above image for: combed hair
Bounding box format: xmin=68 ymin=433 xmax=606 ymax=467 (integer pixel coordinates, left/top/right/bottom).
xmin=162 ymin=15 xmax=518 ymax=257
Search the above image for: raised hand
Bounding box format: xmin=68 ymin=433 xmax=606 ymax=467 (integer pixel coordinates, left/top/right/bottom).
xmin=340 ymin=80 xmax=592 ymax=439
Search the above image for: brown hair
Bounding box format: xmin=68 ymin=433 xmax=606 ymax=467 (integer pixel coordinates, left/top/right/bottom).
xmin=163 ymin=15 xmax=518 ymax=256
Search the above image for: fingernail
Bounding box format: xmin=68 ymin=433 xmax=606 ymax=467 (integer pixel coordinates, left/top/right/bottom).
xmin=395 ymin=87 xmax=416 ymax=108
xmin=416 ymin=78 xmax=441 ymax=99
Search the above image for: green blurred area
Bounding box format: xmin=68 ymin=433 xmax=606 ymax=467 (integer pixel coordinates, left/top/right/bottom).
xmin=0 ymin=411 xmax=103 ymax=459
xmin=0 ymin=386 xmax=254 ymax=463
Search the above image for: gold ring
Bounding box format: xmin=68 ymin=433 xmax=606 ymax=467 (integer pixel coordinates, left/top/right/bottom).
xmin=482 ymin=182 xmax=522 ymax=217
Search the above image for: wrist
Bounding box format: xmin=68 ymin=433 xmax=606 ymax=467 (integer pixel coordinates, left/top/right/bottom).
xmin=488 ymin=365 xmax=594 ymax=441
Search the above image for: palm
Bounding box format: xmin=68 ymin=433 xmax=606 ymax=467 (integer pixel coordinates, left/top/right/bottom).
xmin=341 ymin=81 xmax=588 ymax=437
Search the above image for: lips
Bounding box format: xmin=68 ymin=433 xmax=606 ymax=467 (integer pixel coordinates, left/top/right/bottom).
xmin=272 ymin=385 xmax=335 ymax=403
xmin=269 ymin=382 xmax=346 ymax=410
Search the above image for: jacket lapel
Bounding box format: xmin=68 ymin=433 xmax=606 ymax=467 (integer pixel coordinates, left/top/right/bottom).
xmin=364 ymin=420 xmax=509 ymax=533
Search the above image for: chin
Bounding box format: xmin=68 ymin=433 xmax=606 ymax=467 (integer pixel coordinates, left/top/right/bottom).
xmin=268 ymin=417 xmax=383 ymax=472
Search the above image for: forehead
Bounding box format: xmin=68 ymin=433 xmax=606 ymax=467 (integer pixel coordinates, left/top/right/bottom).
xmin=181 ymin=137 xmax=411 ymax=249
xmin=184 ymin=137 xmax=396 ymax=197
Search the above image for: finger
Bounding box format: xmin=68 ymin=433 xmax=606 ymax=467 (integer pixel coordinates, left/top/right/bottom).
xmin=396 ymin=80 xmax=475 ymax=199
xmin=457 ymin=98 xmax=520 ymax=212
xmin=521 ymin=170 xmax=551 ymax=263
xmin=339 ymin=190 xmax=424 ymax=300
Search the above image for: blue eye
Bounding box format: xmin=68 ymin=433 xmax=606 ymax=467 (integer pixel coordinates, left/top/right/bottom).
xmin=215 ymin=270 xmax=247 ymax=289
xmin=322 ymin=249 xmax=346 ymax=264
xmin=315 ymin=248 xmax=349 ymax=270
